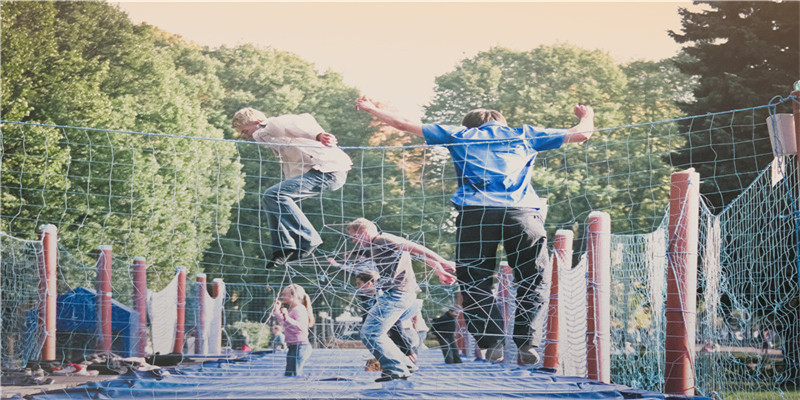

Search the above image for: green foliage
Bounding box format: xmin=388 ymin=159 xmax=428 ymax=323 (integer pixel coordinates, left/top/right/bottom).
xmin=668 ymin=0 xmax=799 ymax=211
xmin=1 ymin=2 xmax=244 ymax=287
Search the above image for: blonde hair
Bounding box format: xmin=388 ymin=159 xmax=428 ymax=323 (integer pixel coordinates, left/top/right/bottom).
xmin=347 ymin=218 xmax=378 ymax=236
xmin=283 ymin=284 xmax=314 ymax=325
xmin=231 ymin=107 xmax=267 ymax=130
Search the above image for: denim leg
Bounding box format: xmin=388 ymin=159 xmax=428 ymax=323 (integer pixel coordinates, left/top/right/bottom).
xmin=360 ymin=290 xmax=415 ymax=376
xmin=455 ymin=207 xmax=506 ymax=349
xmin=295 ymin=343 xmax=312 ymax=375
xmin=262 ymin=170 xmax=347 ymax=253
xmin=285 ymin=345 xmax=298 ymax=376
xmin=503 ymin=208 xmax=551 ymax=349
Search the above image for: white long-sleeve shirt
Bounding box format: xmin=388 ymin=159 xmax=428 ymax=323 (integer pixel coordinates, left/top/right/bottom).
xmin=252 ymin=113 xmax=352 ymax=178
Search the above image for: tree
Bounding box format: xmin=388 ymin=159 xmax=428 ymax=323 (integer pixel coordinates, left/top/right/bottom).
xmin=1 ymin=2 xmax=244 ymax=290
xmin=668 ymin=0 xmax=799 ymax=211
xmin=669 ymin=1 xmax=800 ymax=385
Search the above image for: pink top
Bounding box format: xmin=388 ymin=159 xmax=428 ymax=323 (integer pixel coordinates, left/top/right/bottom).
xmin=272 ymin=305 xmax=310 ymax=345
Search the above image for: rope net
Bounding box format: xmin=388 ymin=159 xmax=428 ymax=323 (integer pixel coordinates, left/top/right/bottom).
xmin=0 ymin=232 xmax=47 ymax=367
xmin=0 ymin=94 xmax=797 ymax=397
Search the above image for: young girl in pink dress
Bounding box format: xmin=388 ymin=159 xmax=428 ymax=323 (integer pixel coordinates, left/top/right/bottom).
xmin=272 ymin=284 xmax=314 ymax=376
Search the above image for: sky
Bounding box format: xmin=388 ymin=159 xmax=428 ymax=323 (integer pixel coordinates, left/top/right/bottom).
xmin=116 ymin=1 xmax=691 ymax=119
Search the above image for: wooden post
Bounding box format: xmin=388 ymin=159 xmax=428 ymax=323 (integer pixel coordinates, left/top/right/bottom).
xmin=173 ymin=267 xmax=187 ymax=354
xmin=793 ymin=82 xmax=800 ymax=179
xmin=132 ymin=257 xmax=147 ymax=357
xmin=664 ymin=169 xmax=700 ymax=395
xmin=586 ymin=212 xmax=611 ymax=383
xmin=38 ymin=225 xmax=58 ymax=361
xmin=96 ymin=246 xmax=113 ymax=352
xmin=544 ymin=229 xmax=573 ymax=371
xmin=196 ymin=273 xmax=207 ymax=355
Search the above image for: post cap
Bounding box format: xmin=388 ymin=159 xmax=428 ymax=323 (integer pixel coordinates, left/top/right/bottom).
xmin=38 ymin=224 xmax=58 ymax=234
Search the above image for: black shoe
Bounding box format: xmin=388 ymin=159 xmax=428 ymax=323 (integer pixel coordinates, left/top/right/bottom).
xmin=375 ymin=373 xmax=409 ymax=382
xmin=266 ymin=249 xmax=299 ymax=269
xmin=299 ymin=245 xmax=319 ymax=259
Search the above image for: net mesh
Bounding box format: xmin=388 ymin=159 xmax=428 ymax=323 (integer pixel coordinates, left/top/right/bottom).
xmin=0 ymin=232 xmax=46 ymax=367
xmin=0 ymin=93 xmax=797 ymax=398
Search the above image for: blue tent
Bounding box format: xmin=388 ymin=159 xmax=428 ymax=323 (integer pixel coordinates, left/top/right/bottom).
xmin=55 ymin=286 xmax=139 ymax=358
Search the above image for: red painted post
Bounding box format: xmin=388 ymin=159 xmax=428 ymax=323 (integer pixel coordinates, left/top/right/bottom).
xmin=586 ymin=212 xmax=611 ymax=383
xmin=793 ymin=82 xmax=800 ymax=176
xmin=544 ymin=229 xmax=574 ymax=371
xmin=173 ymin=267 xmax=187 ymax=354
xmin=96 ymin=245 xmax=113 ymax=352
xmin=38 ymin=224 xmax=58 ymax=361
xmin=196 ymin=273 xmax=207 ymax=354
xmin=132 ymin=257 xmax=147 ymax=357
xmin=210 ymin=278 xmax=222 ymax=298
xmin=664 ymin=169 xmax=700 ymax=395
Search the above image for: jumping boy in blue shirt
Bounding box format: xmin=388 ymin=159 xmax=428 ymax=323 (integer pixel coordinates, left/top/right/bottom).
xmin=356 ymin=98 xmax=594 ymax=365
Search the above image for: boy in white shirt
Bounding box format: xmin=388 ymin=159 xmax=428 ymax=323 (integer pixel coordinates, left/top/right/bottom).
xmin=232 ymin=108 xmax=352 ymax=268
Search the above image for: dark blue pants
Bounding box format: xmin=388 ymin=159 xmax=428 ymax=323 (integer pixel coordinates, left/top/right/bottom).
xmin=455 ymin=206 xmax=551 ymax=349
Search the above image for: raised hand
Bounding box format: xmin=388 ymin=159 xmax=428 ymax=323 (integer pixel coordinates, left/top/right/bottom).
xmin=574 ymin=104 xmax=594 ymax=120
xmin=436 ymin=269 xmax=457 ymax=285
xmin=355 ymin=97 xmax=378 ymax=113
xmin=316 ymin=132 xmax=338 ymax=147
xmin=440 ymin=260 xmax=457 ymax=275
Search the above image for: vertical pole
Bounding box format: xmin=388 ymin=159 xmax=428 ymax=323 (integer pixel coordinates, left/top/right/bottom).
xmin=196 ymin=273 xmax=207 ymax=355
xmin=173 ymin=267 xmax=187 ymax=354
xmin=665 ymin=169 xmax=700 ymax=395
xmin=793 ymin=82 xmax=800 ymax=176
xmin=586 ymin=212 xmax=611 ymax=383
xmin=211 ymin=278 xmax=225 ymax=353
xmin=38 ymin=224 xmax=58 ymax=361
xmin=544 ymin=229 xmax=574 ymax=371
xmin=96 ymin=245 xmax=113 ymax=352
xmin=132 ymin=257 xmax=147 ymax=357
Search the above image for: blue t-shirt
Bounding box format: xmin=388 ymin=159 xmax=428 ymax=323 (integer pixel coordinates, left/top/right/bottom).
xmin=422 ymin=121 xmax=566 ymax=208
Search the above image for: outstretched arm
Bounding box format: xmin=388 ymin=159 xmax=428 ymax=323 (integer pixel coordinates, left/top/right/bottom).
xmin=381 ymin=233 xmax=456 ymax=285
xmin=563 ymin=104 xmax=595 ymax=144
xmin=356 ymin=97 xmax=424 ymax=137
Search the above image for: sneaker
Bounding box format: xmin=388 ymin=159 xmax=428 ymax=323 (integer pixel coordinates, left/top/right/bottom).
xmin=406 ymin=362 xmax=419 ymax=374
xmin=484 ymin=341 xmax=505 ymax=362
xmin=266 ymin=249 xmax=299 ymax=269
xmin=375 ymin=372 xmax=409 ymax=382
xmin=517 ymin=344 xmax=541 ymax=365
xmin=299 ymin=245 xmax=319 ymax=259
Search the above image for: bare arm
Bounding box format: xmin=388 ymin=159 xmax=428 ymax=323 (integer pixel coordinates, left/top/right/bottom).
xmin=563 ymin=104 xmax=595 ymax=144
xmin=380 ymin=233 xmax=456 ymax=284
xmin=356 ymin=97 xmax=424 ymax=137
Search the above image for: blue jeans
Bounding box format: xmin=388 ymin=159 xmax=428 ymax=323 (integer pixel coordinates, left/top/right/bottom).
xmin=361 ymin=289 xmax=416 ymax=376
xmin=262 ymin=170 xmax=347 ymax=254
xmin=285 ymin=343 xmax=312 ymax=376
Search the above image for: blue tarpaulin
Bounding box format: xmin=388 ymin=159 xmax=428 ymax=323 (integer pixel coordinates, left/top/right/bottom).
xmin=32 ymin=348 xmax=711 ymax=399
xmin=55 ymin=287 xmax=138 ymax=358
